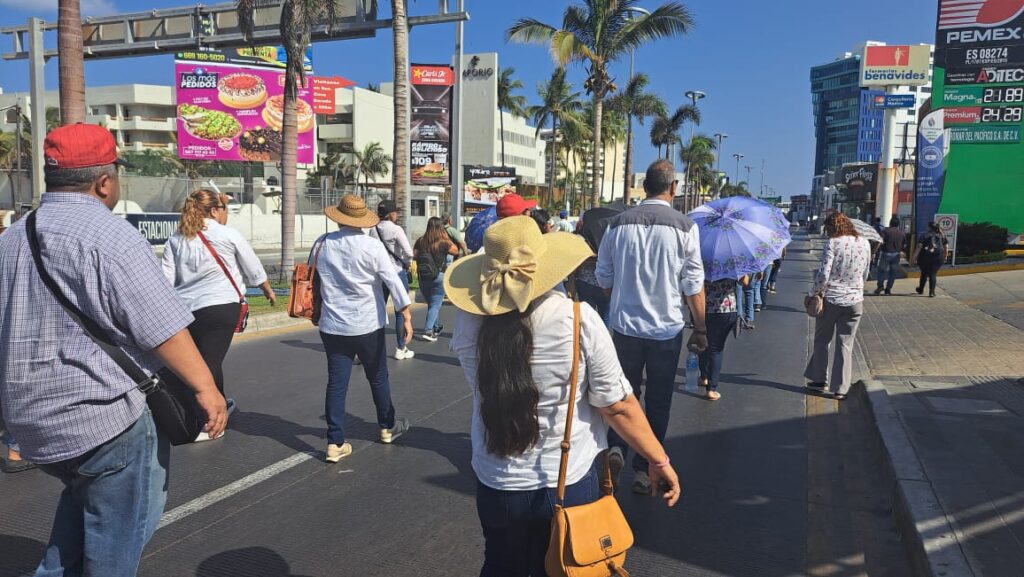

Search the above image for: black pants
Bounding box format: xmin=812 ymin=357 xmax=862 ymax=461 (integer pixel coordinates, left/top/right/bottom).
xmin=188 ymin=302 xmax=241 ymax=395
xmin=918 ymin=261 xmax=942 ymax=295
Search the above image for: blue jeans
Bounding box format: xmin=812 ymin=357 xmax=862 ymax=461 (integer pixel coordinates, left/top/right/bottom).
xmin=760 ymin=265 xmax=772 ymax=295
xmin=576 ymin=281 xmax=610 ymax=327
xmin=34 ymin=409 xmax=169 ymax=577
xmin=321 ymin=329 xmax=396 ymax=445
xmin=698 ymin=313 xmax=737 ymax=391
xmin=381 ymin=269 xmax=410 ymax=348
xmin=1 ymin=430 xmax=19 ymax=452
xmin=476 ymin=466 xmax=600 ymax=577
xmin=768 ymin=259 xmax=782 ymax=285
xmin=609 ymin=330 xmax=683 ymax=472
xmin=876 ymin=252 xmax=901 ymax=292
xmin=419 ymin=274 xmax=446 ymax=333
xmin=735 ymin=284 xmax=756 ymax=323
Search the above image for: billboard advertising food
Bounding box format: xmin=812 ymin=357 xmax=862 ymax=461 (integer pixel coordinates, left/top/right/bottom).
xmin=175 ymin=62 xmax=314 ymax=163
xmin=410 ymin=64 xmax=454 ymax=186
xmin=176 ymin=46 xmax=313 ymax=71
xmin=860 ymin=45 xmax=932 ymax=86
xmin=934 ymin=0 xmax=1024 ymax=233
xmin=464 ymin=166 xmax=517 ymax=212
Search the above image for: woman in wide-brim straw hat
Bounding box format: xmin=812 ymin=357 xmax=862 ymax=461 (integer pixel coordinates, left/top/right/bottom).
xmin=446 ymin=215 xmax=682 ymax=576
xmin=314 ymin=195 xmax=414 ymax=464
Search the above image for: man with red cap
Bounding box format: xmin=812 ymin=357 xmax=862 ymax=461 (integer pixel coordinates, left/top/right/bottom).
xmin=0 ymin=124 xmax=227 ymax=575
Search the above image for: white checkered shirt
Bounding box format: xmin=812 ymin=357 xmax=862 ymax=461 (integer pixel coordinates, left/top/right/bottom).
xmin=0 ymin=193 xmax=193 ymax=463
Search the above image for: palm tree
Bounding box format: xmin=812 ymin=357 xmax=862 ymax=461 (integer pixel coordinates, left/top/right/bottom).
xmin=649 ymin=104 xmax=699 ymax=160
xmin=391 ymin=0 xmax=410 ymax=227
xmin=720 ymin=180 xmax=752 ymax=198
xmin=528 ymin=68 xmax=585 ymax=202
xmin=237 ymin=0 xmax=346 ymax=276
xmin=497 ymin=67 xmax=528 ymax=168
xmin=58 ymin=0 xmax=86 ymax=124
xmin=606 ymin=73 xmax=665 ymax=204
xmin=508 ymin=0 xmax=694 ymax=208
xmin=353 ymin=141 xmax=393 ymax=189
xmin=679 ymin=133 xmax=716 ymax=206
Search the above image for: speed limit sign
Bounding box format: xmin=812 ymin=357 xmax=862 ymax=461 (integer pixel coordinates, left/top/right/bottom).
xmin=935 ymin=213 xmax=958 ymax=266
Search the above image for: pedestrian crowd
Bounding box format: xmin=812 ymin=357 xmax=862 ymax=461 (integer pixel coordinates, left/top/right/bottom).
xmin=1 ymin=125 xmax=939 ymax=577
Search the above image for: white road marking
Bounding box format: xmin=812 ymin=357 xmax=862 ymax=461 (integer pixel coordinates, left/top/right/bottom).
xmin=157 ymin=452 xmax=315 ymax=529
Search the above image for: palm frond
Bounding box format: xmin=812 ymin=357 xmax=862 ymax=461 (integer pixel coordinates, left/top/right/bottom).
xmin=507 ymin=18 xmax=557 ymax=44
xmin=616 ymin=2 xmax=695 ymax=56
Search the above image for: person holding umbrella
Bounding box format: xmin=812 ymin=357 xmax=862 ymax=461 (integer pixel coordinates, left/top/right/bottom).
xmin=688 ymin=196 xmax=793 ymax=400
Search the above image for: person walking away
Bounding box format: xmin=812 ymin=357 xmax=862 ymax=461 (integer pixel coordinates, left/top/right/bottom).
xmin=767 ymin=247 xmax=786 ymax=293
xmin=162 ymin=189 xmax=275 ymax=440
xmin=0 ymin=124 xmax=226 ymax=576
xmin=597 ymin=159 xmax=707 ymax=494
xmin=529 ymin=207 xmax=553 ymax=234
xmin=699 ymin=277 xmax=738 ymax=401
xmin=735 ymin=274 xmax=756 ymax=329
xmin=496 ymin=193 xmax=537 ymax=220
xmin=575 ymin=205 xmax=624 ymax=327
xmin=556 ymin=209 xmax=574 ymax=232
xmin=443 ymin=213 xmax=468 ymax=259
xmin=913 ymin=222 xmax=948 ymax=297
xmin=873 ymin=216 xmax=906 ymax=296
xmin=414 ymin=217 xmax=458 ymax=342
xmin=805 ymin=212 xmax=871 ymax=400
xmin=757 ymin=264 xmax=771 ymax=310
xmin=446 ymin=215 xmax=681 ymax=576
xmin=316 ymin=195 xmax=414 ymax=463
xmin=369 ymin=200 xmax=416 ymax=360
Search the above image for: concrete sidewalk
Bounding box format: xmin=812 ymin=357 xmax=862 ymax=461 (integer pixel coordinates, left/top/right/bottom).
xmin=856 ymin=277 xmax=1024 ymax=577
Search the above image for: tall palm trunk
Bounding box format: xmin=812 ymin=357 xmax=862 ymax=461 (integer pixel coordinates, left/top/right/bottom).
xmin=391 ymin=0 xmax=410 ymax=226
xmin=590 ymin=94 xmax=603 ymax=208
xmin=280 ymin=81 xmax=299 ymax=277
xmin=623 ymin=122 xmax=634 ymax=204
xmin=499 ymin=107 xmax=506 ymax=167
xmin=58 ymin=0 xmax=86 ymax=124
xmin=548 ymin=117 xmax=558 ymax=206
xmin=609 ymin=140 xmax=617 ymax=200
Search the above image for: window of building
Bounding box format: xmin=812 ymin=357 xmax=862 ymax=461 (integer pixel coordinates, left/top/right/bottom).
xmin=411 ymin=199 xmax=426 ymax=216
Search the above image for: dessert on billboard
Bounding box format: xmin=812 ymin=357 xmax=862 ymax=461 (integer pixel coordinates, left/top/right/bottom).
xmin=175 ymin=62 xmax=314 ymax=163
xmin=410 ymin=64 xmax=454 ymax=185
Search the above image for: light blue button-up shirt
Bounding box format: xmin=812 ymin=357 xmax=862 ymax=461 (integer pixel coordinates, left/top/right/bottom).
xmin=596 ymin=199 xmax=704 ymax=341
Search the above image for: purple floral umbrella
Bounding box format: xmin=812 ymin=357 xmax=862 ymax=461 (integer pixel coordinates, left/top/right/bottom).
xmin=688 ymin=197 xmax=792 ymax=282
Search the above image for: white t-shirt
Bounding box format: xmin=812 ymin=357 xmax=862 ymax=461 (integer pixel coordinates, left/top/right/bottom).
xmin=450 ymin=291 xmax=632 ymax=491
xmin=161 ymin=219 xmax=268 ymax=312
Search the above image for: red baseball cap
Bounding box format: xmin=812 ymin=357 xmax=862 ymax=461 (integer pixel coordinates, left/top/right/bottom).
xmin=496 ymin=193 xmax=537 ymax=219
xmin=44 ymin=123 xmax=130 ymax=169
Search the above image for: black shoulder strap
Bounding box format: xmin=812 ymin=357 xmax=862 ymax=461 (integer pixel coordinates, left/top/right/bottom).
xmin=375 ymin=225 xmax=406 ymax=268
xmin=26 ymin=211 xmax=156 ymax=390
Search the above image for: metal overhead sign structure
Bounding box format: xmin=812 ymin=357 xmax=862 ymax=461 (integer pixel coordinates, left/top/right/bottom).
xmin=1 ymin=0 xmax=469 ymax=205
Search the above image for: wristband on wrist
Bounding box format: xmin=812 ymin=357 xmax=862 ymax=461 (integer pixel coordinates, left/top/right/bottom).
xmin=692 ymin=328 xmax=707 ymax=334
xmin=653 ymin=456 xmax=671 ymax=469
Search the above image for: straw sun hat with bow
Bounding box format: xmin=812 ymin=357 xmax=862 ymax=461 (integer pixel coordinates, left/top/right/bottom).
xmin=325 ymin=194 xmax=380 ymax=229
xmin=444 ymin=215 xmax=593 ymax=316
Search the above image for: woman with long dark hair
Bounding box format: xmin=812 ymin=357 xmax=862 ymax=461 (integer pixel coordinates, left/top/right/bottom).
xmin=913 ymin=221 xmax=947 ymax=297
xmin=447 ymin=216 xmax=680 ymax=576
xmin=162 ymin=189 xmax=275 ymax=440
xmin=804 ymin=212 xmax=871 ymax=400
xmin=414 ymin=217 xmax=458 ymax=342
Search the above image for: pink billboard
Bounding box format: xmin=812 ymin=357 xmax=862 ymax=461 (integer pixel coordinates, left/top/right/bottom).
xmin=175 ymin=62 xmax=314 ymax=163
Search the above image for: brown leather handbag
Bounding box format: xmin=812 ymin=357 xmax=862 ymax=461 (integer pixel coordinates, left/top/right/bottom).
xmin=288 ymin=241 xmax=324 ymax=321
xmin=546 ymin=301 xmax=634 ymax=577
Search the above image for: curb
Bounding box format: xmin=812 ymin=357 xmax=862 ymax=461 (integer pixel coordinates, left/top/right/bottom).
xmin=903 ymin=262 xmax=1024 ymax=278
xmin=245 ymin=289 xmax=423 ymax=336
xmin=852 ymin=343 xmax=975 ymax=577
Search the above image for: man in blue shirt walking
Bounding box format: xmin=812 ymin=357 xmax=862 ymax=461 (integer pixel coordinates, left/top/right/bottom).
xmin=597 ymin=159 xmax=708 ymax=495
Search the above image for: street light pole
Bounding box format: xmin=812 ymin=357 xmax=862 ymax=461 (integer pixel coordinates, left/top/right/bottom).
xmin=732 ymin=153 xmax=744 ymax=189
xmin=683 ymin=89 xmax=705 ymax=211
xmin=714 ymin=132 xmax=727 ymax=190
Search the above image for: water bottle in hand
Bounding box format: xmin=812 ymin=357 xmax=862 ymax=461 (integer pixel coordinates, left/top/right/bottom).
xmin=684 ymin=352 xmax=700 ymax=392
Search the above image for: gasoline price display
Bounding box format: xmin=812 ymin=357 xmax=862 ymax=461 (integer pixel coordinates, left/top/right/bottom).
xmin=980 ymin=106 xmax=1024 ymax=123
xmin=982 ymin=87 xmax=1024 ymax=104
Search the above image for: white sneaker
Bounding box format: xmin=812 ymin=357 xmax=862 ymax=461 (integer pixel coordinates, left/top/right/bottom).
xmin=418 ymin=332 xmax=438 ymax=343
xmin=325 ymin=442 xmax=353 ymax=463
xmin=380 ymin=417 xmax=410 ymax=444
xmin=395 ymin=347 xmax=416 ymax=360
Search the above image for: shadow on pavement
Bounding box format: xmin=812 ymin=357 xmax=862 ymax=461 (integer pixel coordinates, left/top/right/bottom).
xmin=280 ymin=339 xmax=324 ymax=353
xmin=399 ymin=424 xmax=475 ymax=495
xmin=228 ymin=411 xmax=323 ymax=455
xmin=195 ymin=547 xmax=313 ymax=577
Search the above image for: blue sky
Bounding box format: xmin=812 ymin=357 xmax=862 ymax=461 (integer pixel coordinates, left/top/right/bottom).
xmin=0 ymin=0 xmax=939 ymax=199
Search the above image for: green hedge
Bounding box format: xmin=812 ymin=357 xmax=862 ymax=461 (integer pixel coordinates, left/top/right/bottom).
xmin=954 ymin=251 xmax=1006 ymax=265
xmin=956 ymin=222 xmax=1008 ymax=257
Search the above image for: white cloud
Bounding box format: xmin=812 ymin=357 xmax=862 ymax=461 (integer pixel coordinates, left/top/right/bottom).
xmin=0 ymin=0 xmax=118 ymax=17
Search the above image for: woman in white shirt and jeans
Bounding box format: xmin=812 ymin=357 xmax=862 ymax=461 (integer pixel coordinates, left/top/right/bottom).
xmin=447 ymin=216 xmax=680 ymax=577
xmin=162 ymin=189 xmax=275 ymax=423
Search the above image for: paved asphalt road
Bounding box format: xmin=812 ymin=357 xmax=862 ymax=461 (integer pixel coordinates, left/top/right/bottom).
xmin=0 ymin=233 xmax=912 ymax=577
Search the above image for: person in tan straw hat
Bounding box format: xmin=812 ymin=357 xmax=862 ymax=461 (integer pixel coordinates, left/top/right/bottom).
xmin=447 ymin=215 xmax=681 ymax=576
xmin=316 ymin=195 xmax=414 ymax=463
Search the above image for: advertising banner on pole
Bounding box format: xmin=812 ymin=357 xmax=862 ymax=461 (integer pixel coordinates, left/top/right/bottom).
xmin=871 ymin=94 xmax=918 ymax=108
xmin=175 ymin=62 xmax=315 ymax=163
xmin=463 ymin=166 xmax=517 ymax=212
xmin=310 ymin=76 xmax=355 ymax=114
xmin=410 ymin=64 xmax=454 ymax=186
xmin=176 ymin=46 xmax=313 ymax=71
xmin=860 ymin=45 xmax=932 ymax=87
xmin=915 ymin=109 xmax=947 ymax=234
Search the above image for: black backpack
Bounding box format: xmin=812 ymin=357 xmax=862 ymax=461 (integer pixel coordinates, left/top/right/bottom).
xmin=923 ymin=234 xmax=946 ymax=260
xmin=416 ymin=248 xmax=445 ymax=283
